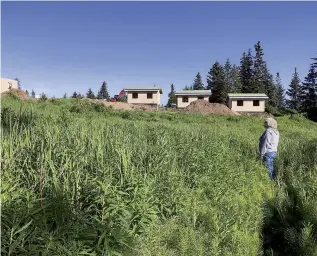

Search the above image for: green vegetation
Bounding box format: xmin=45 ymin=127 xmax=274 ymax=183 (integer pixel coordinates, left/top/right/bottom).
xmin=167 ymin=84 xmax=176 ymax=108
xmin=1 ymin=97 xmax=317 ymax=256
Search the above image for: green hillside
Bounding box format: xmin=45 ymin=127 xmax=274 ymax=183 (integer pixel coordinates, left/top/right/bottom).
xmin=1 ymin=97 xmax=317 ymax=256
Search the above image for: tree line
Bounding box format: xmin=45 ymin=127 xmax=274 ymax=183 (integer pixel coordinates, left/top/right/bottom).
xmin=69 ymin=81 xmax=111 ymax=100
xmin=25 ymin=81 xmax=112 ymax=101
xmin=167 ymin=41 xmax=317 ymax=119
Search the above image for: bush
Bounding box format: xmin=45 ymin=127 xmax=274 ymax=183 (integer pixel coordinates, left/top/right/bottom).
xmin=49 ymin=98 xmax=63 ymax=105
xmin=70 ymin=105 xmax=84 ymax=113
xmin=307 ymin=107 xmax=317 ymax=122
xmin=120 ymin=111 xmax=132 ymax=120
xmin=93 ymin=103 xmax=106 ymax=112
xmin=265 ymin=105 xmax=283 ymax=116
xmin=39 ymin=93 xmax=48 ymax=102
xmin=5 ymin=90 xmax=20 ymax=100
xmin=227 ymin=116 xmax=241 ymax=122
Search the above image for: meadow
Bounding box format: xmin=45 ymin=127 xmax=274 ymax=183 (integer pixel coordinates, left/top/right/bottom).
xmin=1 ymin=97 xmax=317 ymax=256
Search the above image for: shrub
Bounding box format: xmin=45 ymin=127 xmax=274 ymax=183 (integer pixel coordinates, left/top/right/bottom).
xmin=265 ymin=105 xmax=283 ymax=116
xmin=94 ymin=103 xmax=106 ymax=112
xmin=39 ymin=93 xmax=48 ymax=102
xmin=227 ymin=116 xmax=241 ymax=122
xmin=120 ymin=111 xmax=132 ymax=119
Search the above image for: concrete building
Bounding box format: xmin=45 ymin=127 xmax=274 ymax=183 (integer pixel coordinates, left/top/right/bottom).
xmin=125 ymin=86 xmax=163 ymax=106
xmin=175 ymin=90 xmax=212 ymax=108
xmin=228 ymin=93 xmax=269 ymax=113
xmin=1 ymin=78 xmax=18 ymax=93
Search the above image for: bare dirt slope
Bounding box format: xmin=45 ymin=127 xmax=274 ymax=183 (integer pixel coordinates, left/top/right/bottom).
xmin=183 ymin=100 xmax=240 ymax=115
xmin=90 ymin=100 xmax=157 ymax=111
xmin=1 ymin=89 xmax=30 ymax=100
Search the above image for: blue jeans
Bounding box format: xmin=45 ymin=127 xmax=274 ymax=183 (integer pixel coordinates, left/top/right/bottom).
xmin=263 ymin=152 xmax=277 ymax=180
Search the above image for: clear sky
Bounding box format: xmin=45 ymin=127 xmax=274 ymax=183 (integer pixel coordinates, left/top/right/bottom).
xmin=2 ymin=1 xmax=317 ymax=104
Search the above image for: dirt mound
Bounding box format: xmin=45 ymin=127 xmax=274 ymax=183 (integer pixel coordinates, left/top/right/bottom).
xmin=89 ymin=100 xmax=158 ymax=111
xmin=183 ymin=99 xmax=239 ymax=115
xmin=102 ymin=101 xmax=133 ymax=110
xmin=1 ymin=89 xmax=30 ymax=100
xmin=86 ymin=99 xmax=134 ymax=110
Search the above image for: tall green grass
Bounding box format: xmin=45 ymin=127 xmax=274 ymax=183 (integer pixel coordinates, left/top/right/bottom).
xmin=1 ymin=97 xmax=317 ymax=255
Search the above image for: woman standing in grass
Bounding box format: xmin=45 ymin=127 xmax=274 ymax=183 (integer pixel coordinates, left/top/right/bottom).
xmin=259 ymin=118 xmax=280 ymax=180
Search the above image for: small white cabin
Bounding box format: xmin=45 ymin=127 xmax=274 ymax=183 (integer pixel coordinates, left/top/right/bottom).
xmin=175 ymin=90 xmax=212 ymax=108
xmin=228 ymin=93 xmax=269 ymax=113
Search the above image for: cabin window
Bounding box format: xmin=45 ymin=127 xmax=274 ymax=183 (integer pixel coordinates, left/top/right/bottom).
xmin=237 ymin=100 xmax=244 ymax=106
xmin=198 ymin=96 xmax=204 ymax=100
xmin=132 ymin=93 xmax=138 ymax=99
xmin=253 ymin=100 xmax=260 ymax=106
xmin=182 ymin=96 xmax=189 ymax=103
xmin=147 ymin=92 xmax=153 ymax=99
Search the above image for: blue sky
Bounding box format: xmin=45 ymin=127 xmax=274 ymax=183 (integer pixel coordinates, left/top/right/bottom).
xmin=2 ymin=1 xmax=317 ymax=104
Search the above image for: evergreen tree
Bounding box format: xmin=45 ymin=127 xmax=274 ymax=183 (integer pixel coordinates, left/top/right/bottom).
xmin=275 ymin=72 xmax=285 ymax=108
xmin=86 ymin=88 xmax=95 ymax=99
xmin=183 ymin=85 xmax=193 ymax=90
xmin=209 ymin=62 xmax=228 ymax=104
xmin=286 ymin=68 xmax=302 ymax=110
xmin=192 ymin=72 xmax=205 ymax=90
xmin=97 ymin=81 xmax=110 ymax=100
xmin=167 ymin=83 xmax=177 ymax=107
xmin=240 ymin=49 xmax=255 ymax=92
xmin=224 ymin=59 xmax=233 ymax=92
xmin=253 ymin=41 xmax=266 ymax=93
xmin=63 ymin=93 xmax=67 ymax=99
xmin=31 ymin=90 xmax=36 ymax=98
xmin=72 ymin=91 xmax=78 ymax=98
xmin=300 ymin=64 xmax=317 ymax=111
xmin=264 ymin=70 xmax=278 ymax=107
xmin=311 ymin=55 xmax=317 ymax=69
xmin=206 ymin=67 xmax=213 ymax=90
xmin=231 ymin=65 xmax=242 ymax=93
xmin=25 ymin=90 xmax=29 ymax=96
xmin=39 ymin=93 xmax=48 ymax=101
xmin=15 ymin=78 xmax=21 ymax=89
xmin=77 ymin=93 xmax=84 ymax=99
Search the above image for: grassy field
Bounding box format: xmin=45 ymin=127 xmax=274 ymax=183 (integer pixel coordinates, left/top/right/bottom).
xmin=1 ymin=97 xmax=317 ymax=256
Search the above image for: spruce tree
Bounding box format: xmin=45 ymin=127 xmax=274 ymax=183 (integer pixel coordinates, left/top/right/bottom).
xmin=97 ymin=81 xmax=110 ymax=100
xmin=231 ymin=65 xmax=242 ymax=93
xmin=224 ymin=59 xmax=233 ymax=92
xmin=207 ymin=67 xmax=213 ymax=90
xmin=264 ymin=69 xmax=278 ymax=107
xmin=25 ymin=90 xmax=29 ymax=96
xmin=286 ymin=68 xmax=302 ymax=110
xmin=72 ymin=91 xmax=78 ymax=98
xmin=300 ymin=64 xmax=317 ymax=111
xmin=275 ymin=72 xmax=285 ymax=108
xmin=167 ymin=83 xmax=177 ymax=107
xmin=311 ymin=56 xmax=317 ymax=69
xmin=209 ymin=61 xmax=228 ymax=104
xmin=31 ymin=90 xmax=36 ymax=98
xmin=240 ymin=49 xmax=255 ymax=92
xmin=192 ymin=72 xmax=205 ymax=90
xmin=15 ymin=78 xmax=21 ymax=89
xmin=183 ymin=85 xmax=193 ymax=90
xmin=86 ymin=88 xmax=95 ymax=99
xmin=63 ymin=93 xmax=67 ymax=99
xmin=253 ymin=41 xmax=266 ymax=93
